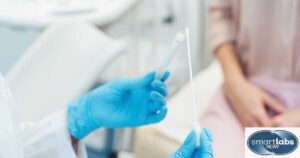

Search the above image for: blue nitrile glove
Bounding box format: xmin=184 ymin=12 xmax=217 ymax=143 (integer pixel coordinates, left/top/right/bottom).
xmin=67 ymin=71 xmax=170 ymax=139
xmin=169 ymin=128 xmax=214 ymax=158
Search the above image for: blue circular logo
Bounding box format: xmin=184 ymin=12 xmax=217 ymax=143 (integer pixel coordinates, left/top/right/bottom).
xmin=247 ymin=130 xmax=299 ymax=155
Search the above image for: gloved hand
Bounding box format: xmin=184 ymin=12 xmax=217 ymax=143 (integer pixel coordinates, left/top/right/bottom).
xmin=169 ymin=128 xmax=214 ymax=158
xmin=67 ymin=71 xmax=170 ymax=139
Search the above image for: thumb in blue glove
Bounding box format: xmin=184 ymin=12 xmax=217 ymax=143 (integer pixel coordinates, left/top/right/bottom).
xmin=67 ymin=71 xmax=170 ymax=139
xmin=169 ymin=128 xmax=214 ymax=158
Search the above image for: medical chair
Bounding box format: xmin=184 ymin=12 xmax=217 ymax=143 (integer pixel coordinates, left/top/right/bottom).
xmin=6 ymin=22 xmax=127 ymax=122
xmin=5 ymin=22 xmax=127 ymax=157
xmin=133 ymin=61 xmax=223 ymax=158
xmin=0 ymin=0 xmax=139 ymax=75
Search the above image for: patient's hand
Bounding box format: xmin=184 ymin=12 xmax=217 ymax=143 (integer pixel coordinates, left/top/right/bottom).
xmin=271 ymin=108 xmax=300 ymax=127
xmin=224 ymin=79 xmax=285 ymax=127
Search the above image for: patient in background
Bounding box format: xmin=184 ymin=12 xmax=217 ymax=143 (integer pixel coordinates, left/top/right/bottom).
xmin=200 ymin=0 xmax=300 ymax=158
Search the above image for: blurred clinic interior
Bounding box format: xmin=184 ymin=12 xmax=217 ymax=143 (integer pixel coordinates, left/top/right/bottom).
xmin=1 ymin=0 xmax=300 ymax=158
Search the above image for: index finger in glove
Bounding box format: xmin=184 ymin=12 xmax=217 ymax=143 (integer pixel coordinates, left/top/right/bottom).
xmin=194 ymin=128 xmax=214 ymax=158
xmin=169 ymin=131 xmax=196 ymax=158
xmin=159 ymin=71 xmax=170 ymax=82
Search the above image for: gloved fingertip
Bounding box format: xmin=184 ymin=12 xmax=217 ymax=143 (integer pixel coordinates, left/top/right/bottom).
xmin=150 ymin=91 xmax=165 ymax=102
xmin=173 ymin=131 xmax=197 ymax=158
xmin=159 ymin=107 xmax=168 ymax=119
xmin=146 ymin=106 xmax=168 ymax=124
xmin=201 ymin=128 xmax=213 ymax=142
xmin=145 ymin=71 xmax=156 ymax=80
xmin=183 ymin=131 xmax=197 ymax=146
xmin=151 ymin=80 xmax=163 ymax=88
xmin=137 ymin=72 xmax=156 ymax=88
xmin=151 ymin=81 xmax=168 ymax=97
xmin=198 ymin=128 xmax=213 ymax=156
xmin=161 ymin=71 xmax=170 ymax=82
xmin=158 ymin=106 xmax=168 ymax=116
xmin=147 ymin=91 xmax=167 ymax=114
xmin=144 ymin=71 xmax=156 ymax=79
xmin=163 ymin=105 xmax=168 ymax=111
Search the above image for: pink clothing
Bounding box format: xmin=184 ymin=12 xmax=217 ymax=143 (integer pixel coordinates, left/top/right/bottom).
xmin=209 ymin=0 xmax=300 ymax=80
xmin=202 ymin=0 xmax=300 ymax=157
xmin=200 ymin=89 xmax=244 ymax=158
xmin=201 ymin=79 xmax=300 ymax=158
xmin=251 ymin=77 xmax=300 ymax=108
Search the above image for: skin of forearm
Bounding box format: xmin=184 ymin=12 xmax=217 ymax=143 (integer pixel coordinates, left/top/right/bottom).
xmin=215 ymin=43 xmax=246 ymax=84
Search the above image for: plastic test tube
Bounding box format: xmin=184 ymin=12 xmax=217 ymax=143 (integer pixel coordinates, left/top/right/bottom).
xmin=156 ymin=31 xmax=186 ymax=80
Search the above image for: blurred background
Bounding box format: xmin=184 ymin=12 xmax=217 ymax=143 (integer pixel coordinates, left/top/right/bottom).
xmin=0 ymin=0 xmax=223 ymax=157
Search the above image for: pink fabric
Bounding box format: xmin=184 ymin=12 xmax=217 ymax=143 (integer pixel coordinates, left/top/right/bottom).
xmin=250 ymin=77 xmax=300 ymax=108
xmin=205 ymin=1 xmax=300 ymax=157
xmin=200 ymin=79 xmax=300 ymax=158
xmin=200 ymin=89 xmax=244 ymax=158
xmin=208 ymin=0 xmax=300 ymax=81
